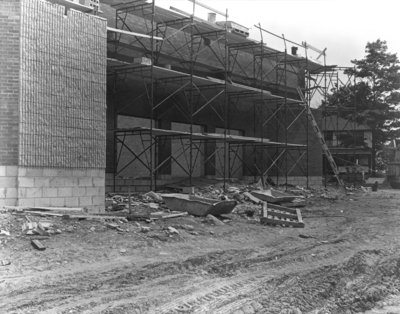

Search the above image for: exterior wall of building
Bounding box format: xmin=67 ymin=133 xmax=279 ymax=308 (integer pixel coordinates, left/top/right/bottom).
xmin=0 ymin=1 xmax=21 ymax=207
xmin=0 ymin=0 xmax=108 ymax=211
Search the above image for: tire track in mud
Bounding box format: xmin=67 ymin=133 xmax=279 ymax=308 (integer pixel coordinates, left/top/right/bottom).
xmin=5 ymin=193 xmax=400 ymax=314
xmin=2 ymin=242 xmax=348 ymax=314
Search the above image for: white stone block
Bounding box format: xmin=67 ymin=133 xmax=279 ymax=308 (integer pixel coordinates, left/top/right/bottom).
xmin=26 ymin=188 xmax=43 ymax=198
xmin=57 ymin=187 xmax=73 ymax=197
xmin=0 ymin=177 xmax=17 ymax=188
xmin=78 ymin=178 xmax=92 ymax=187
xmin=44 ymin=187 xmax=58 ymax=198
xmin=43 ymin=168 xmax=59 ymax=177
xmin=49 ymin=197 xmax=65 ymax=207
xmin=34 ymin=177 xmax=50 ymax=187
xmin=65 ymin=197 xmax=79 ymax=207
xmin=0 ymin=166 xmax=7 ymax=177
xmin=79 ymin=196 xmax=92 ymax=206
xmin=6 ymin=166 xmax=18 ymax=177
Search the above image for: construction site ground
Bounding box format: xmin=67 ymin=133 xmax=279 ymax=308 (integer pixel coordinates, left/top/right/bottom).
xmin=2 ymin=188 xmax=400 ymax=314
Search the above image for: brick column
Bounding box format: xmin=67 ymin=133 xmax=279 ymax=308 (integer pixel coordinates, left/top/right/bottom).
xmin=0 ymin=0 xmax=20 ymax=206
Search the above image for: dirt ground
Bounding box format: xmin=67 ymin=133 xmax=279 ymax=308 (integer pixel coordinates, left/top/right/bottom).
xmin=2 ymin=188 xmax=400 ymax=314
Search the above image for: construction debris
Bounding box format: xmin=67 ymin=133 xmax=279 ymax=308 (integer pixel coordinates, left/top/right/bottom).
xmin=143 ymin=191 xmax=163 ymax=203
xmin=167 ymin=226 xmax=180 ymax=235
xmin=0 ymin=260 xmax=11 ymax=266
xmin=0 ymin=229 xmax=10 ymax=236
xmin=31 ymin=239 xmax=46 ymax=251
xmin=206 ymin=214 xmax=225 ymax=226
xmin=260 ymin=203 xmax=304 ymax=228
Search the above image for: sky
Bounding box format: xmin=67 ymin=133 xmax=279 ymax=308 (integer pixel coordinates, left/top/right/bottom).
xmin=157 ymin=0 xmax=400 ymax=68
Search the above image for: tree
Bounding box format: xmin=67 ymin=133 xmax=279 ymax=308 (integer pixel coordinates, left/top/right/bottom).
xmin=326 ymin=39 xmax=400 ymax=172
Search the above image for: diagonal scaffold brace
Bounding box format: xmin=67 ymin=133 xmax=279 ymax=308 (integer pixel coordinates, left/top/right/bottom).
xmin=296 ymin=87 xmax=346 ymax=191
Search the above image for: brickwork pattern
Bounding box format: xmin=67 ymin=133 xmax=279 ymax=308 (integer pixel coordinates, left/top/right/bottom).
xmin=0 ymin=1 xmax=20 ymax=166
xmin=0 ymin=166 xmax=18 ymax=206
xmin=19 ymin=0 xmax=107 ymax=168
xmin=17 ymin=167 xmax=105 ymax=211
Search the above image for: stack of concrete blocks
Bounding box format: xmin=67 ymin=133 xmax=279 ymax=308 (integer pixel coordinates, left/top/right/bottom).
xmin=0 ymin=0 xmax=107 ymax=211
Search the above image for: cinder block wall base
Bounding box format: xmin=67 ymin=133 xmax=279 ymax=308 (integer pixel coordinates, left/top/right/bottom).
xmin=0 ymin=166 xmax=18 ymax=207
xmin=17 ymin=167 xmax=105 ymax=211
xmin=0 ymin=166 xmax=105 ymax=211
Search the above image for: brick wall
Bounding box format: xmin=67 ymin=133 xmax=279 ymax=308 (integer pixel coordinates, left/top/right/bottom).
xmin=19 ymin=0 xmax=107 ymax=168
xmin=0 ymin=0 xmax=108 ymax=211
xmin=0 ymin=0 xmax=20 ymax=166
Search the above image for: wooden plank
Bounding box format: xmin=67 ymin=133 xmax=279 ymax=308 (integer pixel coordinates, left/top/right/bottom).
xmin=31 ymin=239 xmax=46 ymax=251
xmin=29 ymin=207 xmax=83 ymax=212
xmin=267 ymin=208 xmax=297 ymax=220
xmin=23 ymin=211 xmax=128 ymax=221
xmin=243 ymin=192 xmax=262 ymax=204
xmin=296 ymin=208 xmax=304 ymax=224
xmin=267 ymin=203 xmax=297 ymax=214
xmin=260 ymin=216 xmax=304 ymax=228
xmin=261 ymin=202 xmax=268 ymax=218
xmin=24 ymin=211 xmax=65 ymax=217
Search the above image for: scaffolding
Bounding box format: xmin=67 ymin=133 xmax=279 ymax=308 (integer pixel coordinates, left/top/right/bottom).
xmin=107 ymin=0 xmax=332 ymax=191
xmin=317 ymin=66 xmax=371 ymax=185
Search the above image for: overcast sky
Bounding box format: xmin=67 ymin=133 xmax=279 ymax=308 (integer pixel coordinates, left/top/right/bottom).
xmin=159 ymin=0 xmax=400 ymax=67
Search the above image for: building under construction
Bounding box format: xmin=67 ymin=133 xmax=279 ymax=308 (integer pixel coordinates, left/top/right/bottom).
xmin=0 ymin=0 xmax=347 ymax=211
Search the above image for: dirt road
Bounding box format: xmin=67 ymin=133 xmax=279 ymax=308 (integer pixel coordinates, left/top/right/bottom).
xmin=2 ymin=189 xmax=400 ymax=313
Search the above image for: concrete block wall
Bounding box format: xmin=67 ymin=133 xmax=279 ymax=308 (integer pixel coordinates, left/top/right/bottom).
xmin=17 ymin=167 xmax=105 ymax=211
xmin=0 ymin=166 xmax=18 ymax=207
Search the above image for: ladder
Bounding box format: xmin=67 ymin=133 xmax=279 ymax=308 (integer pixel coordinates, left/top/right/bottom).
xmin=296 ymin=87 xmax=345 ymax=189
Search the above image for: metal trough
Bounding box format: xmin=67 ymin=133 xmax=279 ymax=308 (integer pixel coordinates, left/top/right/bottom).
xmin=161 ymin=193 xmax=237 ymax=217
xmin=250 ymin=189 xmax=296 ymax=204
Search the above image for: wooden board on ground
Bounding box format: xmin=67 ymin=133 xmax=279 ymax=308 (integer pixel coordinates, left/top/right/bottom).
xmin=31 ymin=239 xmax=46 ymax=251
xmin=29 ymin=207 xmax=83 ymax=212
xmin=23 ymin=211 xmax=128 ymax=222
xmin=251 ymin=189 xmax=296 ymax=204
xmin=260 ymin=202 xmax=304 ymax=228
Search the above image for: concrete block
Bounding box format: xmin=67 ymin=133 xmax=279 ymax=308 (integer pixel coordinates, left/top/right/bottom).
xmin=44 ymin=187 xmax=58 ymax=198
xmin=6 ymin=187 xmax=18 ymax=199
xmin=78 ymin=177 xmax=92 ymax=187
xmin=65 ymin=197 xmax=79 ymax=207
xmin=0 ymin=167 xmax=6 ymax=177
xmin=92 ymin=196 xmax=105 ymax=207
xmin=72 ymin=186 xmax=87 ymax=197
xmin=43 ymin=168 xmax=59 ymax=177
xmin=57 ymin=187 xmax=73 ymax=197
xmin=18 ymin=198 xmax=34 ymax=207
xmin=64 ymin=177 xmax=78 ymax=187
xmin=86 ymin=187 xmax=100 ymax=195
xmin=49 ymin=197 xmax=65 ymax=207
xmin=49 ymin=177 xmax=65 ymax=187
xmin=34 ymin=177 xmax=50 ymax=187
xmin=17 ymin=167 xmax=27 ymax=176
xmin=25 ymin=168 xmax=44 ymax=177
xmin=79 ymin=196 xmax=92 ymax=207
xmin=6 ymin=166 xmax=18 ymax=176
xmin=72 ymin=169 xmax=87 ymax=177
xmin=0 ymin=177 xmax=17 ymax=188
xmin=34 ymin=198 xmax=51 ymax=207
xmin=26 ymin=187 xmax=43 ymax=198
xmin=0 ymin=198 xmax=17 ymax=207
xmin=93 ymin=177 xmax=105 ymax=187
xmin=18 ymin=188 xmax=27 ymax=198
xmin=56 ymin=169 xmax=73 ymax=177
